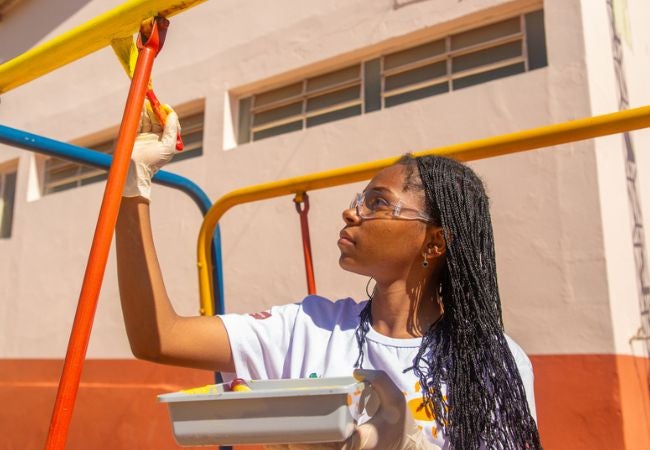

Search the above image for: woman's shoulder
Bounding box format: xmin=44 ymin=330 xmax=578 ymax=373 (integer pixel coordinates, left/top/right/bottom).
xmin=503 ymin=334 xmax=533 ymax=370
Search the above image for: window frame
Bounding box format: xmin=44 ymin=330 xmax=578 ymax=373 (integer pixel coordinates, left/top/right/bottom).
xmin=237 ymin=9 xmax=546 ymax=145
xmin=0 ymin=162 xmax=18 ymax=239
xmin=42 ymin=109 xmax=205 ymax=195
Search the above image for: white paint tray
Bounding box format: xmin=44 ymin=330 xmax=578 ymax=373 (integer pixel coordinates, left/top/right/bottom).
xmin=158 ymin=376 xmax=372 ymax=446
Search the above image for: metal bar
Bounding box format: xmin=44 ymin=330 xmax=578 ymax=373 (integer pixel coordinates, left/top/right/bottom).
xmin=44 ymin=17 xmax=165 ymax=449
xmin=0 ymin=123 xmax=225 ymax=316
xmin=0 ymin=0 xmax=206 ymax=94
xmin=294 ymin=193 xmax=317 ymax=295
xmin=196 ymin=105 xmax=650 ymax=314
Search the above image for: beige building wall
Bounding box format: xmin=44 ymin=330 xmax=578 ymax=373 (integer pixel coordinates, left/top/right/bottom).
xmin=0 ymin=0 xmax=649 ymax=448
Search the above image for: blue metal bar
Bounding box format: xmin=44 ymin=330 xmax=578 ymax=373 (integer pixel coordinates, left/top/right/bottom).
xmin=0 ymin=123 xmax=225 ymax=315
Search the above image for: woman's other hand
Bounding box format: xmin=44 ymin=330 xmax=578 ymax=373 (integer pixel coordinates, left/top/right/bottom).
xmin=342 ymin=369 xmax=441 ymax=450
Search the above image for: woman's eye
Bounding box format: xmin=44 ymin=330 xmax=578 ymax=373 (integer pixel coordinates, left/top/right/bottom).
xmin=367 ymin=196 xmax=391 ymax=210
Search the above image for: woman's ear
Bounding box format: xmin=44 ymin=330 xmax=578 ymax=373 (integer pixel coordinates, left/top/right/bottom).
xmin=425 ymin=227 xmax=447 ymax=257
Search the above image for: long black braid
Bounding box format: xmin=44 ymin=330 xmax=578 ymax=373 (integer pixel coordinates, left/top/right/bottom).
xmin=354 ymin=154 xmax=542 ymax=449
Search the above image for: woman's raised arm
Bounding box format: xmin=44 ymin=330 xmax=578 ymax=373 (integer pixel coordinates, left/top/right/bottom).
xmin=115 ymin=106 xmax=234 ymax=372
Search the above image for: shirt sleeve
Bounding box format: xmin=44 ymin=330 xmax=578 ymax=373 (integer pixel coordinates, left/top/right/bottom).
xmin=219 ymin=302 xmax=301 ymax=381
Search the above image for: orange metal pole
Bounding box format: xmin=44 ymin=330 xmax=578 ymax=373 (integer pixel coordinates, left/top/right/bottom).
xmin=44 ymin=17 xmax=168 ymax=450
xmin=294 ymin=193 xmax=317 ymax=295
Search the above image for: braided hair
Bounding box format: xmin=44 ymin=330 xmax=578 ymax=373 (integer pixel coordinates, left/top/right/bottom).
xmin=354 ymin=154 xmax=542 ymax=449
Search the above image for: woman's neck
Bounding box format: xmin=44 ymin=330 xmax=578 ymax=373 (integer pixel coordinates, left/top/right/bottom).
xmin=369 ymin=278 xmax=442 ymax=339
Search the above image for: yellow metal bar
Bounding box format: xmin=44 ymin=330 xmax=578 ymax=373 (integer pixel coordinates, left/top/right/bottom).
xmin=0 ymin=0 xmax=206 ymax=94
xmin=197 ymin=105 xmax=650 ymax=315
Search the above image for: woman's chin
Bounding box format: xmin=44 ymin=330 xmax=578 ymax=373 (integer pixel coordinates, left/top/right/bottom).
xmin=338 ymin=256 xmax=368 ymax=276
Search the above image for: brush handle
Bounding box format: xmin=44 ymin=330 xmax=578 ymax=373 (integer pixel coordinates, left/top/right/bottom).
xmin=146 ymin=89 xmax=184 ymax=151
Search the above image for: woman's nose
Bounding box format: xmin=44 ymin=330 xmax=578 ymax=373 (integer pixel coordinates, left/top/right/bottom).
xmin=342 ymin=206 xmax=360 ymax=225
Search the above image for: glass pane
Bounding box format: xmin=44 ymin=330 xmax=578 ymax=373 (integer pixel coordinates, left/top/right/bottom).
xmin=254 ymin=82 xmax=303 ymax=108
xmin=171 ymin=146 xmax=202 ymax=163
xmin=79 ymin=165 xmax=105 ymax=180
xmin=364 ymin=59 xmax=381 ymax=113
xmin=385 ymin=82 xmax=449 ymax=108
xmin=383 ymin=40 xmax=445 ymax=71
xmin=0 ymin=171 xmax=16 ymax=238
xmin=79 ymin=172 xmax=108 ymax=186
xmin=307 ymin=65 xmax=360 ymax=93
xmin=306 ymin=105 xmax=362 ymax=128
xmin=181 ymin=112 xmax=204 ymax=134
xmin=172 ymin=112 xmax=204 ymax=161
xmin=253 ymin=101 xmax=303 ymax=127
xmin=44 ymin=157 xmax=74 ymax=171
xmin=452 ymin=62 xmax=525 ymax=90
xmin=47 ymin=182 xmax=78 ymax=194
xmin=384 ymin=61 xmax=447 ymax=91
xmin=238 ymin=96 xmax=252 ymax=144
xmin=45 ymin=160 xmax=81 ymax=187
xmin=452 ymin=41 xmax=522 ymax=73
xmin=525 ymin=10 xmax=548 ymax=70
xmin=451 ymin=17 xmax=520 ymax=50
xmin=253 ymin=120 xmax=303 ymax=141
xmin=306 ymin=85 xmax=360 ymax=113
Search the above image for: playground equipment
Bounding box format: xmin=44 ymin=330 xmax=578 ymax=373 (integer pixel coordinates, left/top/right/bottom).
xmin=1 ymin=0 xmax=649 ymax=449
xmin=195 ymin=105 xmax=650 ymax=315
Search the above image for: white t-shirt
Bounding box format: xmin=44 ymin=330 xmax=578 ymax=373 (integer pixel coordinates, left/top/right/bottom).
xmin=220 ymin=295 xmax=537 ymax=448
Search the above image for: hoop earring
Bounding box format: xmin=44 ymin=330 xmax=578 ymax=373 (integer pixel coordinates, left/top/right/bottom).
xmin=422 ymin=255 xmax=429 ymax=268
xmin=365 ymin=277 xmax=376 ymax=299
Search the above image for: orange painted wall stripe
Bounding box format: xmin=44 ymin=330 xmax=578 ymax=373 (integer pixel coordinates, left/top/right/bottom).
xmin=530 ymin=354 xmax=650 ymax=450
xmin=1 ymin=356 xmax=648 ymax=449
xmin=0 ymin=360 xmax=212 ymax=450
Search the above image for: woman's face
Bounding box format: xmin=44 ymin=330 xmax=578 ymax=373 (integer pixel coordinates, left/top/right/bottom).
xmin=338 ymin=164 xmax=433 ymax=283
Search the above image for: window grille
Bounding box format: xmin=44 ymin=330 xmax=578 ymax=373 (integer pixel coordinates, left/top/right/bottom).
xmin=237 ymin=10 xmax=546 ymax=144
xmin=0 ymin=164 xmax=17 ymax=239
xmin=43 ymin=111 xmax=204 ymax=195
xmin=239 ymin=65 xmax=363 ymax=143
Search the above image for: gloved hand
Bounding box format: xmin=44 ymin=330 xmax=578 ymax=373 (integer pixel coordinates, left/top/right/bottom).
xmin=342 ymin=369 xmax=442 ymax=450
xmin=122 ymin=101 xmax=180 ymax=200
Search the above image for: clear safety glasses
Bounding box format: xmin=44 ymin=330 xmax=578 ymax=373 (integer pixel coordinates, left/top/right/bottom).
xmin=350 ymin=191 xmax=434 ymax=224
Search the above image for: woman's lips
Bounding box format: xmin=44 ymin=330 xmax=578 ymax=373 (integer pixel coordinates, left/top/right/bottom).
xmin=338 ymin=231 xmax=355 ymax=246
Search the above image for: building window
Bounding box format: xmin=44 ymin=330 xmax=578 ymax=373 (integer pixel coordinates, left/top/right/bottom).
xmin=0 ymin=163 xmax=18 ymax=239
xmin=237 ymin=10 xmax=547 ymax=144
xmin=43 ymin=110 xmax=205 ymax=195
xmin=238 ymin=65 xmax=363 ymax=143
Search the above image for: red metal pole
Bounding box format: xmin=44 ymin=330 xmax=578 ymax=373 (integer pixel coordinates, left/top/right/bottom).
xmin=294 ymin=192 xmax=317 ymax=295
xmin=44 ymin=17 xmax=168 ymax=450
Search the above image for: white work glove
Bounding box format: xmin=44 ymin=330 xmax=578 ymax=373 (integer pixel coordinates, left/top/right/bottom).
xmin=122 ymin=102 xmax=180 ymax=200
xmin=342 ymin=369 xmax=442 ymax=450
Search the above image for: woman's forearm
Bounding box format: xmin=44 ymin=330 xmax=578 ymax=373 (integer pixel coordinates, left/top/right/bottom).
xmin=115 ymin=196 xmax=177 ymax=361
xmin=115 ymin=196 xmax=234 ymax=371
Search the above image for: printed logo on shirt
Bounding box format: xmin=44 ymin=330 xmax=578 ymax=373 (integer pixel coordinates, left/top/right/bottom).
xmin=249 ymin=311 xmax=272 ymax=320
xmin=407 ymin=381 xmax=446 ymax=439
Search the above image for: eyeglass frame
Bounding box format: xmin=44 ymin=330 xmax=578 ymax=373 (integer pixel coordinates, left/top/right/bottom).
xmin=349 ymin=191 xmax=435 ymax=224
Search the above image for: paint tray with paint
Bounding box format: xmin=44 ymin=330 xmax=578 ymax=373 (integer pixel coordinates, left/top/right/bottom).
xmin=158 ymin=376 xmax=374 ymax=446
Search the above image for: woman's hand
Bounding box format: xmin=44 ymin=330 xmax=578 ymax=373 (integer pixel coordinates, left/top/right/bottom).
xmin=122 ymin=101 xmax=180 ymax=200
xmin=342 ymin=369 xmax=441 ymax=450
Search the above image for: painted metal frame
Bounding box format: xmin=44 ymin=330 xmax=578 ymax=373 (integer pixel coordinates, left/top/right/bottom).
xmin=0 ymin=0 xmax=207 ymax=94
xmin=0 ymin=123 xmax=225 ymax=315
xmin=196 ymin=104 xmax=650 ymax=315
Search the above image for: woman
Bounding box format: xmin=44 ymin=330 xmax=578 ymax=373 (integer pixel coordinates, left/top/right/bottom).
xmin=116 ymin=106 xmax=542 ymax=449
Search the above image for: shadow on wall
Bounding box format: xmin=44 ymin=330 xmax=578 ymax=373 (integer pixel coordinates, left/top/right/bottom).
xmin=0 ymin=0 xmax=93 ymax=63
